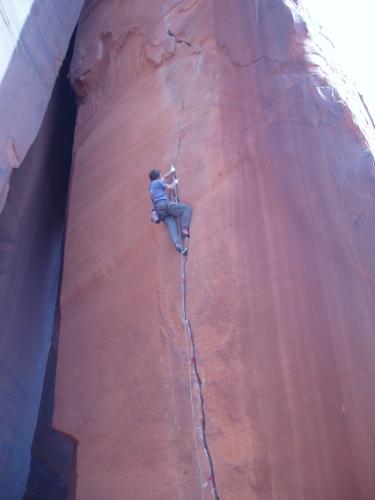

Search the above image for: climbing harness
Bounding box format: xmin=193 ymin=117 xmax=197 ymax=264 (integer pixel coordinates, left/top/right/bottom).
xmin=150 ymin=208 xmax=161 ymax=224
xmin=150 ymin=198 xmax=169 ymax=224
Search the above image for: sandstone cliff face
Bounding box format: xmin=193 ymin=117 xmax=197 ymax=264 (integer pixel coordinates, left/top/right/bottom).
xmin=55 ymin=1 xmax=375 ymax=498
xmin=0 ymin=0 xmax=84 ymax=212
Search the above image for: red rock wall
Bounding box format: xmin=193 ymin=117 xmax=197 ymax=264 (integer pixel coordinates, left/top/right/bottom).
xmin=54 ymin=1 xmax=375 ymax=498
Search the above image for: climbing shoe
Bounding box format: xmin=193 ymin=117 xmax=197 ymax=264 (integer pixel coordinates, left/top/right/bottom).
xmin=176 ymin=244 xmax=188 ymax=256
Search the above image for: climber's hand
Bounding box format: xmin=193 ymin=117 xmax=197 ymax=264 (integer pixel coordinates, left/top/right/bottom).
xmin=162 ymin=165 xmax=175 ymax=178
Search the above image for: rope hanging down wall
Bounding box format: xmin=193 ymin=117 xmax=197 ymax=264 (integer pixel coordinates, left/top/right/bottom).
xmin=172 ymin=175 xmax=218 ymax=499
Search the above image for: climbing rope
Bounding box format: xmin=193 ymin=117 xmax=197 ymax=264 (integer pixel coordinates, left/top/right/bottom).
xmin=171 ymin=170 xmax=218 ymax=499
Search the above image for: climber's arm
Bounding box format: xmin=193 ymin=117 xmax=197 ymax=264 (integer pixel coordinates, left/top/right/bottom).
xmin=160 ymin=164 xmax=177 ymax=189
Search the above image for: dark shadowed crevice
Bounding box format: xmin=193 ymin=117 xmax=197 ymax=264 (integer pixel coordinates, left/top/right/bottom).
xmin=23 ymin=311 xmax=78 ymax=500
xmin=22 ymin=33 xmax=78 ymax=500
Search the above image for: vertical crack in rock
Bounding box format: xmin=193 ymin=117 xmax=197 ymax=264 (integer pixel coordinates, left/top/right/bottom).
xmin=180 ymin=256 xmax=219 ymax=500
xmin=175 ymin=100 xmax=185 ymax=163
xmin=172 ymin=45 xmax=218 ymax=496
xmin=173 ymin=50 xmax=204 ymax=167
xmin=167 ymin=29 xmax=192 ymax=47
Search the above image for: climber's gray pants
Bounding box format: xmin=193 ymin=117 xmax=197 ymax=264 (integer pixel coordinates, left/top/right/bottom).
xmin=157 ymin=201 xmax=192 ymax=246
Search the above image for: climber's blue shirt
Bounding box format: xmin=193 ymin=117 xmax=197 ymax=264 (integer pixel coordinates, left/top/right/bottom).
xmin=150 ymin=179 xmax=168 ymax=205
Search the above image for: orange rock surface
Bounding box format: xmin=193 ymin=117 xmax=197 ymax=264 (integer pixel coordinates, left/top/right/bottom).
xmin=54 ymin=1 xmax=375 ymax=498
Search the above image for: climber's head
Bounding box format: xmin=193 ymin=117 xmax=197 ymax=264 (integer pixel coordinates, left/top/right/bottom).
xmin=149 ymin=169 xmax=161 ymax=181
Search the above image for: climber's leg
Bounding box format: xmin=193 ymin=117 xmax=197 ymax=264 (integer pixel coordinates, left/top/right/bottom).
xmin=163 ymin=216 xmax=180 ymax=247
xmin=166 ymin=202 xmax=192 ymax=234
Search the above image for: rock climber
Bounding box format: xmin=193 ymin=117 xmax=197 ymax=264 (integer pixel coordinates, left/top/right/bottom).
xmin=149 ymin=166 xmax=192 ymax=255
